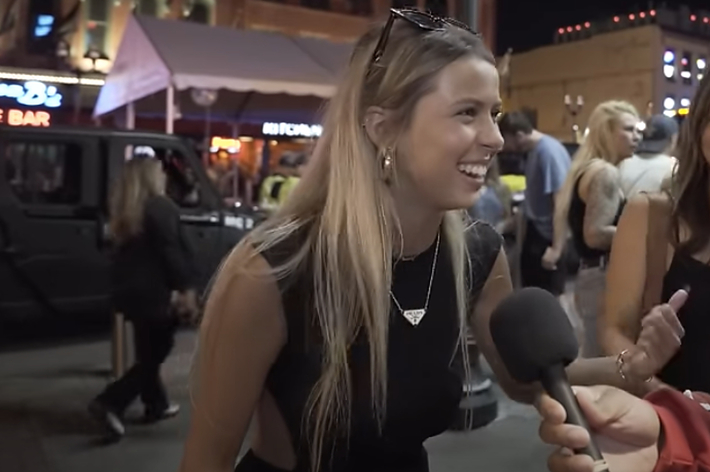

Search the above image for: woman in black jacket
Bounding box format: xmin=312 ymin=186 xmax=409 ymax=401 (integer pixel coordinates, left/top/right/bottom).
xmin=89 ymin=156 xmax=197 ymax=440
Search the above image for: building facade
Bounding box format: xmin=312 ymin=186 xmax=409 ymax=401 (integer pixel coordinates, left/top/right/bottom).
xmin=504 ymin=5 xmax=709 ymax=141
xmin=0 ymin=0 xmax=497 ymax=74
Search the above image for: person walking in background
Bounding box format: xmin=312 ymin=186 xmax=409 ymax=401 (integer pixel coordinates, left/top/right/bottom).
xmin=468 ymin=158 xmax=515 ymax=234
xmin=258 ymin=151 xmax=306 ymax=213
xmin=498 ymin=111 xmax=571 ymax=297
xmin=88 ymin=157 xmax=198 ymax=441
xmin=554 ymin=100 xmax=641 ymax=358
xmin=619 ymin=114 xmax=678 ymax=198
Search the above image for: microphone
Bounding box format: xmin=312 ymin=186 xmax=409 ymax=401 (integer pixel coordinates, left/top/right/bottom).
xmin=490 ymin=287 xmax=609 ymax=472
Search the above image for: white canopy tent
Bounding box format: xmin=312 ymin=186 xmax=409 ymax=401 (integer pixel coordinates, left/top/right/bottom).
xmin=92 ymin=15 xmax=353 ymax=130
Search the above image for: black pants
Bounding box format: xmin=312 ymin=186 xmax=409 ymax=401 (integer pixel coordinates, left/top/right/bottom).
xmin=98 ymin=313 xmax=177 ymax=416
xmin=520 ymin=220 xmax=567 ymax=296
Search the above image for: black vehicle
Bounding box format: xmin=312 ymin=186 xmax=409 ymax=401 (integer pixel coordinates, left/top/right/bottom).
xmin=0 ymin=125 xmax=256 ymax=323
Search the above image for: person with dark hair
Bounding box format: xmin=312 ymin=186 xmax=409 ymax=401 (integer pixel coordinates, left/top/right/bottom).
xmin=259 ymin=152 xmax=306 ymax=212
xmin=498 ymin=111 xmax=571 ymax=298
xmin=602 ymin=74 xmax=710 ymax=396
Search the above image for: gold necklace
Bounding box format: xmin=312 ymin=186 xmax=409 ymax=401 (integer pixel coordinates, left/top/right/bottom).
xmin=389 ymin=232 xmax=440 ymax=326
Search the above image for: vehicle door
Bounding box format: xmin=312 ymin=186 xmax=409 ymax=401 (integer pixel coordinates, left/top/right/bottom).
xmin=0 ymin=131 xmax=109 ymax=320
xmin=108 ymin=138 xmax=226 ymax=292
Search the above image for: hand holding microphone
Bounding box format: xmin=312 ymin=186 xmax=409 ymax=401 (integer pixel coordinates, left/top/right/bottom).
xmin=490 ymin=288 xmax=610 ymax=472
xmin=537 ymin=385 xmax=660 ymax=472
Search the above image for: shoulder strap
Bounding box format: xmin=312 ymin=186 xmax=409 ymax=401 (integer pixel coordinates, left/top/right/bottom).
xmin=641 ymin=193 xmax=672 ymax=316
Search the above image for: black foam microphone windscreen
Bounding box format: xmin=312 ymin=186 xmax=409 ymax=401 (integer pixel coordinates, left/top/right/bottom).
xmin=490 ymin=287 xmax=609 ymax=471
xmin=490 ymin=287 xmax=579 ymax=383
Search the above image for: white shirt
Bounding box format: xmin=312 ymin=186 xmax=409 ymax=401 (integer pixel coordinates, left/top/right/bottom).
xmin=618 ymin=153 xmax=677 ymax=198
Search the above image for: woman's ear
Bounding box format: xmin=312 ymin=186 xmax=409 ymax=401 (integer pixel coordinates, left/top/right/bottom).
xmin=363 ymin=106 xmax=391 ymax=148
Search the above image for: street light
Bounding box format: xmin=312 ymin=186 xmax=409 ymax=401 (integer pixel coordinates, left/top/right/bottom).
xmin=84 ymin=45 xmax=110 ymax=72
xmin=55 ymin=39 xmax=70 ymax=60
xmin=564 ymin=94 xmax=584 ymax=142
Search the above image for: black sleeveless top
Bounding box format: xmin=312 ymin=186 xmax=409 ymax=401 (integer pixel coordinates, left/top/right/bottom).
xmin=568 ymin=176 xmax=625 ymax=261
xmin=236 ymin=222 xmax=502 ymax=472
xmin=658 ymin=252 xmax=710 ymax=392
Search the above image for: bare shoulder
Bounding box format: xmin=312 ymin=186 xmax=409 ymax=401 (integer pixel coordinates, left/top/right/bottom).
xmin=201 ymin=245 xmax=287 ymax=356
xmin=577 ymin=161 xmax=615 ymax=199
xmin=587 ymin=161 xmax=620 ymax=191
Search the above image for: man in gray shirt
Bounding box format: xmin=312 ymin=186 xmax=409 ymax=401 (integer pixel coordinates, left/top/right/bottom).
xmin=498 ymin=112 xmax=571 ymax=296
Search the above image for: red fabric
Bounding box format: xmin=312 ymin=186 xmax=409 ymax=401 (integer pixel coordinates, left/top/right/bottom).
xmin=647 ymin=389 xmax=710 ymax=472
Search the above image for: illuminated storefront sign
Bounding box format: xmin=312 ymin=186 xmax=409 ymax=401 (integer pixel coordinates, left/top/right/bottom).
xmin=0 ymin=108 xmax=52 ymax=127
xmin=262 ymin=122 xmax=322 ymax=138
xmin=0 ymin=80 xmax=63 ymax=108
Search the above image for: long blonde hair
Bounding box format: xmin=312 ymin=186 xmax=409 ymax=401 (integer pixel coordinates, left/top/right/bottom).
xmin=200 ymin=15 xmax=494 ymax=471
xmin=109 ymin=157 xmax=165 ymax=244
xmin=556 ymin=100 xmax=639 ymax=232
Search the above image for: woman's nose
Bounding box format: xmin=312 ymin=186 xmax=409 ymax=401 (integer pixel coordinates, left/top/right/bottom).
xmin=483 ymin=124 xmax=505 ymax=153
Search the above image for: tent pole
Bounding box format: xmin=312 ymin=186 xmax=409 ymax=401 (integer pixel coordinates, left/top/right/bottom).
xmin=166 ymin=85 xmax=175 ymax=134
xmin=126 ymin=102 xmax=135 ymax=130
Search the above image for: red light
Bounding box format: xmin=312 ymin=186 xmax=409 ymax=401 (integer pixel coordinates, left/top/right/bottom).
xmin=584 ymin=21 xmax=591 ymax=28
xmin=690 ymin=14 xmax=697 ymax=21
xmin=613 ymin=16 xmax=620 ymax=22
xmin=558 ymin=27 xmax=565 ymax=34
xmin=650 ymin=10 xmax=656 ymax=16
xmin=567 ymin=26 xmax=573 ymax=32
xmin=629 ymin=14 xmax=635 ymax=20
xmin=682 ymin=58 xmax=688 ymax=66
xmin=87 ymin=21 xmax=96 ymax=29
xmin=704 ymin=17 xmax=709 ymax=23
xmin=575 ymin=24 xmax=581 ymax=31
xmin=640 ymin=12 xmax=646 ymax=18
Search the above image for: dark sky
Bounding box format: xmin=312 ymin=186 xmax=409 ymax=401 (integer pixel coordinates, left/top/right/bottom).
xmin=495 ymin=0 xmax=709 ymax=55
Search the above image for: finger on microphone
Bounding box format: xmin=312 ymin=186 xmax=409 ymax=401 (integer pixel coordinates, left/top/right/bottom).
xmin=535 ymin=393 xmax=567 ymax=424
xmin=539 ymin=421 xmax=590 ymax=450
xmin=667 ymin=288 xmax=689 ymax=313
xmin=548 ymin=450 xmax=595 ymax=472
xmin=571 ymin=386 xmax=610 ymax=430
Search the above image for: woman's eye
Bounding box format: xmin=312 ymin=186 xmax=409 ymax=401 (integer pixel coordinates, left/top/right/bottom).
xmin=492 ymin=111 xmax=502 ymax=123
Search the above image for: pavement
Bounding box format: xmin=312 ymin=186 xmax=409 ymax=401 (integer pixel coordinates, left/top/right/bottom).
xmin=0 ymin=329 xmax=554 ymax=472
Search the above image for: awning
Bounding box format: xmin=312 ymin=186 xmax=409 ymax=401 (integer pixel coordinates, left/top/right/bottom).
xmin=92 ymin=15 xmax=353 ymax=121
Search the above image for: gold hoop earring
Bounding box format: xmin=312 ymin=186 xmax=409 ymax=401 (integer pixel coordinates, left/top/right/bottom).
xmin=380 ymin=147 xmax=394 ymax=183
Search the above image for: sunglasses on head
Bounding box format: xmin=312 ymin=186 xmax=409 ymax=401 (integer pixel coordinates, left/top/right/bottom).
xmin=370 ymin=8 xmax=479 ymax=66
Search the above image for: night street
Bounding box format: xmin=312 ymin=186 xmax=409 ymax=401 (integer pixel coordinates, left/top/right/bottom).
xmin=0 ymin=330 xmax=553 ymax=472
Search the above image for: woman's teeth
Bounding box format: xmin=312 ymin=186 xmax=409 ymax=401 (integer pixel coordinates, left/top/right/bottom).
xmin=457 ymin=163 xmax=487 ymax=178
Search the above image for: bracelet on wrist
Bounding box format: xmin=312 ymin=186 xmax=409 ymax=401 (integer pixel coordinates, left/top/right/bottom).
xmin=616 ymin=349 xmax=653 ymax=383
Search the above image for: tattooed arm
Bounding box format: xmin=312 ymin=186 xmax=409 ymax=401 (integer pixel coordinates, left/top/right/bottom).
xmin=583 ymin=164 xmax=622 ymax=251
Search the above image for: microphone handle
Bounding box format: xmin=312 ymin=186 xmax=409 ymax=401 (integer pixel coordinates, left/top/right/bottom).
xmin=541 ymin=364 xmax=610 ymax=472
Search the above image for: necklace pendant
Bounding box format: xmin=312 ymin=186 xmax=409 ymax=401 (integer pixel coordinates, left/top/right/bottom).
xmin=402 ymin=309 xmax=426 ymax=326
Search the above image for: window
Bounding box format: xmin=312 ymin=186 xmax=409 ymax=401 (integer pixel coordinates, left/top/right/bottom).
xmin=135 ymin=0 xmax=159 ymax=16
xmin=681 ymin=51 xmax=693 ymax=85
xmin=663 ymin=49 xmax=675 ymax=82
xmin=186 ymin=1 xmax=211 ymax=24
xmin=85 ymin=0 xmax=110 ymax=51
xmin=26 ymin=0 xmax=55 ymax=55
xmin=425 ymin=0 xmax=448 ymax=18
xmin=350 ymin=0 xmax=372 ymax=16
xmin=4 ymin=141 xmax=82 ymax=205
xmin=125 ymin=145 xmax=202 ymax=208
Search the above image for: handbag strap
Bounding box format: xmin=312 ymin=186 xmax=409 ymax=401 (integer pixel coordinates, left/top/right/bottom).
xmin=641 ymin=193 xmax=671 ymax=316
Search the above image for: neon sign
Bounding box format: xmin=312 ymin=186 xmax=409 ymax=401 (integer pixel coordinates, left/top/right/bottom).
xmin=262 ymin=122 xmax=322 ymax=138
xmin=0 ymin=81 xmax=62 ymax=108
xmin=0 ymin=108 xmax=52 ymax=127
